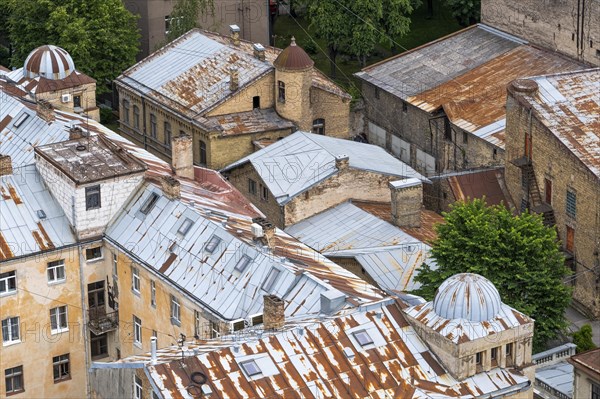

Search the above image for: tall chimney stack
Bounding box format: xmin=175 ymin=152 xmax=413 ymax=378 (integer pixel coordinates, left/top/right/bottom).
xmin=389 ymin=178 xmax=422 ymax=228
xmin=171 ymin=133 xmax=194 ymax=180
xmin=229 ymin=66 xmax=239 ymax=92
xmin=229 ymin=25 xmax=240 ymax=46
xmin=263 ymin=295 xmax=284 ymax=330
xmin=0 ymin=155 xmax=12 ymax=177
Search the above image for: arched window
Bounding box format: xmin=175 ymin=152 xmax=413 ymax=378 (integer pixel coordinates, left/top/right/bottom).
xmin=278 ymin=81 xmax=285 ymax=103
xmin=164 ymin=122 xmax=172 ymax=147
xmin=312 ymin=118 xmax=325 ymax=135
xmin=133 ymin=105 xmax=140 ymax=129
xmin=122 ymin=100 xmax=130 ymax=124
xmin=199 ymin=140 xmax=207 ymax=165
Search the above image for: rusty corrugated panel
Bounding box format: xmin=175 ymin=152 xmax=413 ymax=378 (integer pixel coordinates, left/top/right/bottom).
xmin=0 ymin=232 xmax=13 ymax=260
xmin=159 ymin=253 xmax=177 ymax=273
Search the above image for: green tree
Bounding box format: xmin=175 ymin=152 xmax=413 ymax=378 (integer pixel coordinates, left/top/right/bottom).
xmin=572 ymin=324 xmax=596 ymax=353
xmin=164 ymin=0 xmax=215 ymax=45
xmin=413 ymin=199 xmax=572 ymax=352
xmin=4 ymin=0 xmax=140 ymax=93
xmin=444 ymin=0 xmax=480 ymax=26
xmin=308 ymin=0 xmax=413 ymax=75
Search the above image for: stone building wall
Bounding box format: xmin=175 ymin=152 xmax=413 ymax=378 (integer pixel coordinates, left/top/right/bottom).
xmin=504 ymin=90 xmax=600 ymax=318
xmin=309 ymin=87 xmax=351 ymax=138
xmin=205 ymin=74 xmax=276 ymax=116
xmin=481 ymin=0 xmax=600 ymax=66
xmin=36 ymin=81 xmax=100 ymax=121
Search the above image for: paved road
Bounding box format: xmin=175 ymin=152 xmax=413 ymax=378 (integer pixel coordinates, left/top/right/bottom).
xmin=565 ymin=306 xmax=600 ymax=346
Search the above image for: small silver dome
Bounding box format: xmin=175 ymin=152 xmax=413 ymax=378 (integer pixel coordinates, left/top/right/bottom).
xmin=432 ymin=273 xmax=502 ymax=322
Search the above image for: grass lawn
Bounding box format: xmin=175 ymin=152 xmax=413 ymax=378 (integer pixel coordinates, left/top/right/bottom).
xmin=273 ymin=0 xmax=462 ymax=92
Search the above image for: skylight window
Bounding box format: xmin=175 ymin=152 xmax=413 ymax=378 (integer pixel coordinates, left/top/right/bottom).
xmin=239 ymin=360 xmax=261 ymax=377
xmin=178 ymin=218 xmax=194 ymax=236
xmin=353 ymin=330 xmax=374 ymax=347
xmin=262 ymin=268 xmax=281 ymax=292
xmin=140 ymin=192 xmax=160 ymax=215
xmin=234 ymin=255 xmax=252 ymax=273
xmin=12 ymin=113 xmax=29 ymax=128
xmin=205 ymin=235 xmax=222 ymax=254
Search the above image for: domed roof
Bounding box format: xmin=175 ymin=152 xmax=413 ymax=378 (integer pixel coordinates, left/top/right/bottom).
xmin=274 ymin=37 xmax=314 ymax=71
xmin=23 ymin=45 xmax=75 ymax=80
xmin=432 ymin=273 xmax=502 ymax=322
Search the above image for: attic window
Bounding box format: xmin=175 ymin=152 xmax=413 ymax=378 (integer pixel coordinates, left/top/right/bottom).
xmin=353 ymin=330 xmax=374 ymax=346
xmin=205 ymin=235 xmax=222 ymax=253
xmin=234 ymin=255 xmax=252 ymax=273
xmin=13 ymin=113 xmax=29 ymax=128
xmin=178 ymin=218 xmax=194 ymax=236
xmin=240 ymin=360 xmax=261 ymax=377
xmin=262 ymin=268 xmax=281 ymax=292
xmin=140 ymin=193 xmax=160 ymax=215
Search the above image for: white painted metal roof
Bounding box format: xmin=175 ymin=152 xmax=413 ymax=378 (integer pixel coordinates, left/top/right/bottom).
xmin=286 ymin=202 xmax=436 ymax=292
xmin=0 ymin=164 xmax=76 ymax=260
xmin=223 ymin=132 xmax=428 ymax=205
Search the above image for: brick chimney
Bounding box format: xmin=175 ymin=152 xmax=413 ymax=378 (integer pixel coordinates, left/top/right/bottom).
xmin=252 ymin=217 xmax=276 ymax=246
xmin=36 ymin=100 xmax=55 ymax=124
xmin=229 ymin=66 xmax=239 ymax=92
xmin=0 ymin=155 xmax=12 ymax=177
xmin=263 ymin=295 xmax=284 ymax=330
xmin=161 ymin=175 xmax=181 ymax=200
xmin=389 ymin=178 xmax=422 ymax=228
xmin=171 ymin=133 xmax=194 ymax=179
xmin=253 ymin=43 xmax=266 ymax=61
xmin=229 ymin=25 xmax=240 ymax=46
xmin=335 ymin=154 xmax=349 ymax=171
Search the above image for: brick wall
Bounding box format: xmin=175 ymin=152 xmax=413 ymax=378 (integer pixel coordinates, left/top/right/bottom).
xmin=310 ymin=87 xmax=350 ymax=138
xmin=481 ymin=0 xmax=600 ymax=67
xmin=504 ymin=90 xmax=600 ymax=318
xmin=36 ymin=81 xmax=99 ymax=121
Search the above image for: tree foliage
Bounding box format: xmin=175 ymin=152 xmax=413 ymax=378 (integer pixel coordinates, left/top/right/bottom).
xmin=413 ymin=199 xmax=572 ymax=352
xmin=164 ymin=0 xmax=215 ymax=45
xmin=307 ymin=0 xmax=413 ymax=75
xmin=444 ymin=0 xmax=480 ymax=26
xmin=572 ymin=324 xmax=597 ymax=353
xmin=3 ymin=0 xmax=140 ymax=93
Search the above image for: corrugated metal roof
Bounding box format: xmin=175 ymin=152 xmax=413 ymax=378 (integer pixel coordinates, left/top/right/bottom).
xmin=355 ymin=25 xmax=524 ymax=101
xmin=285 ymin=202 xmax=436 ymax=293
xmin=4 ymin=67 xmax=95 ymax=95
xmin=106 ymin=301 xmax=532 ymax=399
xmin=446 ymin=168 xmax=511 ymax=207
xmin=522 ymin=69 xmax=600 ymax=179
xmin=0 ymin=164 xmax=76 ymax=260
xmin=223 ymin=132 xmax=428 ymax=205
xmin=535 ymin=362 xmax=573 ymax=398
xmin=206 ymin=108 xmax=294 ymax=136
xmin=0 ymin=93 xmax=68 ymax=168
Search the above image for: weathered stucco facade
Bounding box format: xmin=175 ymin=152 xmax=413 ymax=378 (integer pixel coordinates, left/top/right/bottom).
xmin=481 ymin=0 xmax=600 ymax=66
xmin=504 ymin=76 xmax=600 ymax=319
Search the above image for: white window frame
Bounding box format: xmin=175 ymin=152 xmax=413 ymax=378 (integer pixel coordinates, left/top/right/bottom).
xmin=2 ymin=316 xmax=20 ymax=345
xmin=133 ymin=316 xmax=142 ymax=347
xmin=170 ymin=296 xmax=180 ymax=325
xmin=132 ymin=267 xmax=140 ymax=294
xmin=50 ymin=305 xmax=68 ymax=334
xmin=47 ymin=260 xmax=66 ymax=284
xmin=134 ymin=375 xmax=143 ymax=399
xmin=0 ymin=270 xmax=17 ymax=296
xmin=112 ymin=252 xmax=118 ymax=278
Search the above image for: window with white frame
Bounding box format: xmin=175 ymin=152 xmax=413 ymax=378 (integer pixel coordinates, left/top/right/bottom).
xmin=170 ymin=295 xmax=180 ymax=324
xmin=2 ymin=317 xmax=20 ymax=344
xmin=50 ymin=306 xmax=68 ymax=334
xmin=4 ymin=365 xmax=24 ymax=394
xmin=150 ymin=280 xmax=156 ymax=307
xmin=47 ymin=260 xmax=65 ymax=283
xmin=112 ymin=252 xmax=118 ymax=277
xmin=52 ymin=353 xmax=70 ymax=382
xmin=133 ymin=316 xmax=142 ymax=346
xmin=0 ymin=271 xmax=17 ymax=295
xmin=132 ymin=267 xmax=140 ymax=293
xmin=134 ymin=375 xmax=143 ymax=399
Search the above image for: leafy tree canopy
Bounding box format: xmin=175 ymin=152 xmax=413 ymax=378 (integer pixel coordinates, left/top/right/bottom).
xmin=307 ymin=0 xmax=413 ymax=75
xmin=413 ymin=199 xmax=572 ymax=352
xmin=572 ymin=324 xmax=596 ymax=353
xmin=444 ymin=0 xmax=480 ymax=26
xmin=3 ymin=0 xmax=140 ymax=93
xmin=164 ymin=0 xmax=215 ymax=45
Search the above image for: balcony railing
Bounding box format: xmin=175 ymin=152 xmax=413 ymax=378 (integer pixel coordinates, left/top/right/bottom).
xmin=88 ymin=309 xmax=119 ymax=335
